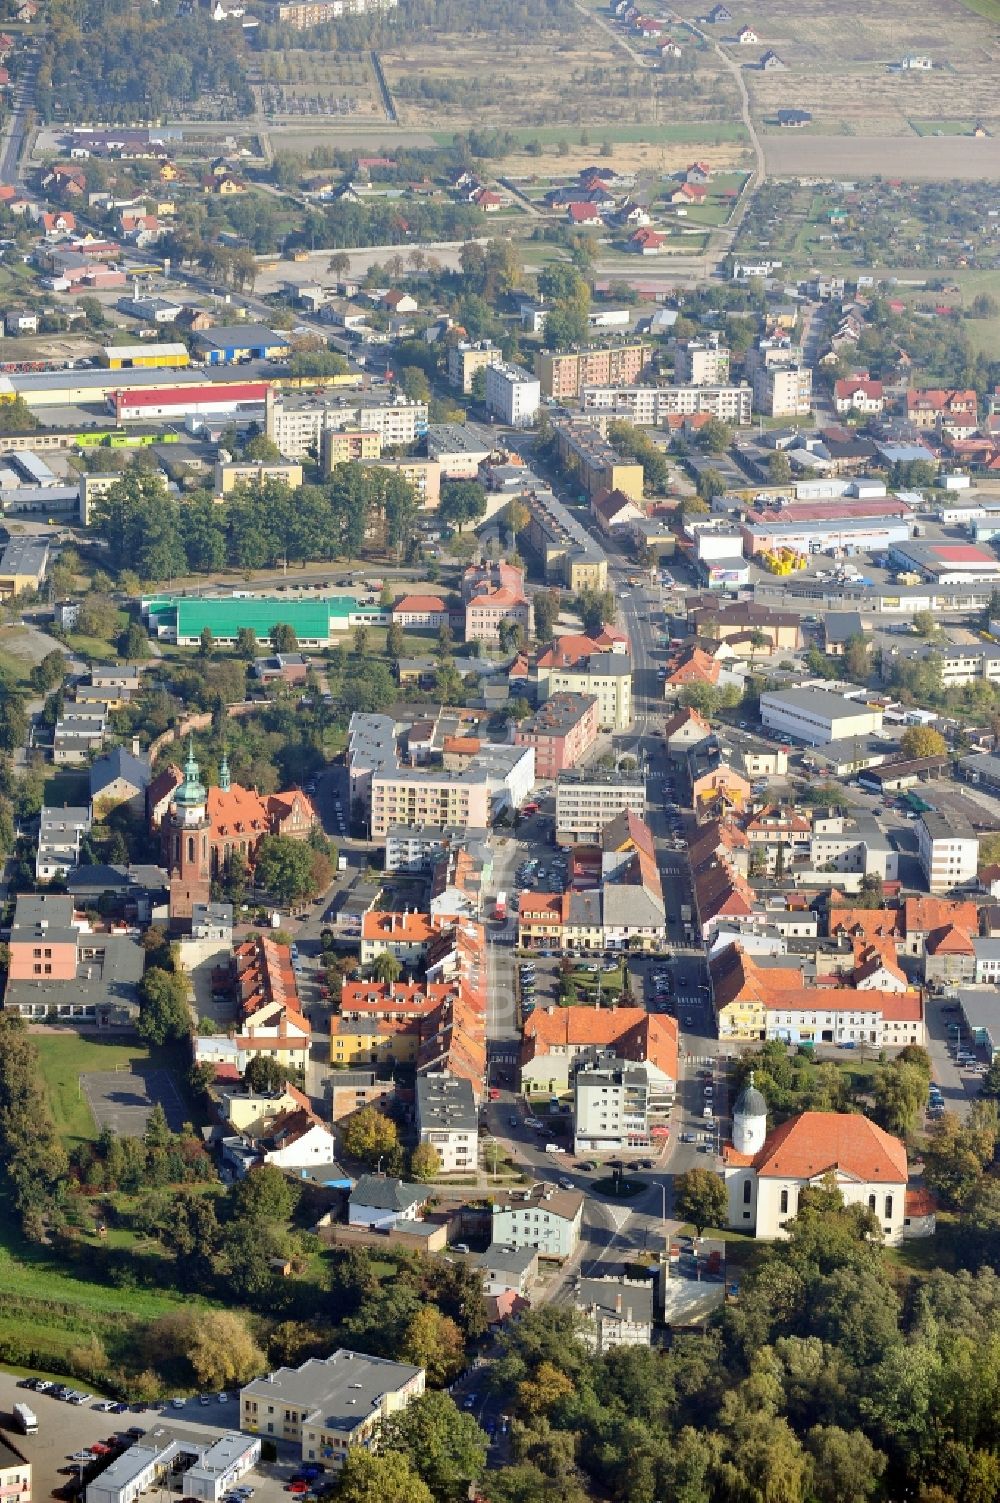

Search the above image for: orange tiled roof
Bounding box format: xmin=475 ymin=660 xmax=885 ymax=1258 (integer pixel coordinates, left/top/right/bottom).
xmin=755 ymin=1111 xmax=907 ymax=1182
xmin=903 ymin=896 xmax=979 ymax=936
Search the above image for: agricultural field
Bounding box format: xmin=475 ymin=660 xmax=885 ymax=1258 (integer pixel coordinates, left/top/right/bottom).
xmin=253 ymin=49 xmax=385 ymax=121
xmin=380 ymin=4 xmax=739 ymax=135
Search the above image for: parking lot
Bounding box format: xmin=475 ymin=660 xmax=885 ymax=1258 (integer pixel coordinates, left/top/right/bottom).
xmin=81 ymin=1066 xmax=187 ymax=1137
xmin=0 ymin=1374 xmax=324 ymax=1503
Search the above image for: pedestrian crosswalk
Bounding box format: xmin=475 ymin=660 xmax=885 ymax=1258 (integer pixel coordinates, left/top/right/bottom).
xmin=674 ymin=995 xmax=702 ymax=1008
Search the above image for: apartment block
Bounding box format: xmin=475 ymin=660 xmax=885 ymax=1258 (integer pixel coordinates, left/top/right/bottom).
xmin=447 ymin=339 xmax=501 ymax=394
xmin=514 ymin=692 xmax=600 ymax=778
xmin=321 ymin=429 xmax=382 ymax=466
xmin=574 ymin=1061 xmax=650 ymax=1154
xmin=552 ymin=418 xmax=644 ymax=502
xmin=539 ymin=655 xmax=632 ymax=732
xmin=581 ymin=382 xmax=751 ymax=426
xmin=484 ymin=361 xmax=540 ymax=427
xmin=673 ymin=335 xmax=731 ymax=386
xmin=520 ymin=481 xmax=609 ymax=591
xmin=917 ymin=810 xmax=979 ymax=894
xmin=416 ymin=1073 xmax=477 ymax=1172
xmin=753 ymin=361 xmax=812 ymax=418
xmin=240 ymin=1351 xmax=422 ymax=1465
xmin=555 ymin=772 xmax=646 ymax=844
xmin=359 ymin=456 xmax=441 ymax=508
xmin=535 ymin=340 xmax=650 ymax=401
xmin=266 ymin=388 xmax=428 ymax=459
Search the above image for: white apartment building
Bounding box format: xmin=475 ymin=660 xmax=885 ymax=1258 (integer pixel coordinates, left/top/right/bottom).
xmin=416 ymin=1073 xmax=477 ymax=1173
xmin=35 ymin=804 xmax=92 ymax=883
xmin=484 ymin=361 xmax=540 ymax=427
xmin=265 ymin=390 xmax=428 ymax=458
xmin=673 ymin=336 xmax=731 ymax=386
xmin=555 ymin=773 xmax=646 ymax=844
xmin=759 ymin=688 xmax=883 ymax=747
xmin=917 ymin=810 xmax=979 ymax=893
xmin=580 ymin=382 xmax=752 ymax=426
xmin=574 ymin=1062 xmax=650 ymax=1154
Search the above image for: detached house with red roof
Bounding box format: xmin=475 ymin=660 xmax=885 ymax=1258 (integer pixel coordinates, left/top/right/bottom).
xmin=723 ymin=1089 xmax=915 ymax=1244
xmin=670 ymin=182 xmax=707 ymax=206
xmin=567 ymin=202 xmax=603 ymax=225
xmin=834 ymin=376 xmax=884 ymax=415
xmin=905 ymin=387 xmax=978 ymax=437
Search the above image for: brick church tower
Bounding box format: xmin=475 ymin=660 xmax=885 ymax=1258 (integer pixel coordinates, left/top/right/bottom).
xmin=165 ymin=738 xmax=211 ymax=929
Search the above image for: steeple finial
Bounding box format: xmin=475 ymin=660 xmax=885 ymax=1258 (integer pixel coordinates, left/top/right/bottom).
xmin=219 ymin=749 xmax=231 ymax=793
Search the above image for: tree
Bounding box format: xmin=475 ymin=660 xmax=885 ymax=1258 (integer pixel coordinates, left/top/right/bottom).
xmin=899 ymin=725 xmax=947 ymax=759
xmin=401 ymin=1305 xmax=466 ymax=1385
xmin=29 ymin=650 xmax=66 ymax=694
xmin=151 ymin=1308 xmax=266 ymax=1391
xmin=243 ymin=1054 xmax=288 ymax=1094
xmin=236 ymin=627 xmax=258 ymax=661
xmin=336 ymin=1451 xmax=432 ymax=1503
xmin=410 ymin=1142 xmax=441 ymax=1182
xmin=341 ymin=1106 xmax=398 ymax=1166
xmin=531 ymin=589 xmax=561 ymax=642
xmin=698 ymin=417 xmax=732 ymax=454
xmin=398 ymin=365 xmax=431 ymax=403
xmin=371 ymin=951 xmax=403 ymax=984
xmin=386 ymin=622 xmax=405 ymax=659
xmin=674 ymin=1167 xmax=728 ymax=1236
xmin=382 ymin=1391 xmax=488 ymax=1503
xmin=199 ymin=626 xmax=215 ymax=659
xmin=253 ymin=835 xmax=316 ymax=906
xmin=0 ymin=396 xmax=39 ymax=434
xmin=243 ymin=434 xmax=283 ymax=462
xmin=768 ymin=450 xmax=792 ymax=485
xmin=230 ymin=1163 xmax=299 ymax=1224
xmin=121 ymin=622 xmax=149 ymax=661
xmin=439 ymin=479 xmax=487 ymax=532
xmin=270 ymin=623 xmax=298 ymax=655
xmin=697 ymin=467 xmax=725 ymax=502
xmin=574 ymin=588 xmax=616 ymax=636
xmin=912 ymin=609 xmax=939 ymax=638
xmin=288 ymin=350 xmax=349 ymax=378
xmin=137 ymin=967 xmax=190 ymax=1045
xmin=806 ymin=1425 xmax=886 ymax=1503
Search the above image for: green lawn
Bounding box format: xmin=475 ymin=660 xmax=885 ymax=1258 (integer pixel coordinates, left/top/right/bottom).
xmin=34 ymin=1036 xmax=155 ymax=1147
xmin=63 ymin=632 xmax=122 ymax=662
xmin=909 ymin=119 xmax=978 ymax=137
xmin=957 ymin=0 xmax=1000 ymax=19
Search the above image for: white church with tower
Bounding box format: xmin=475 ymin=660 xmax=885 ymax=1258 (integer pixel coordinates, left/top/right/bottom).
xmin=721 ymin=1075 xmax=914 ymax=1245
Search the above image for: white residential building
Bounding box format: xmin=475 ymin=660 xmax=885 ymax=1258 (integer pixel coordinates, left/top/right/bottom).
xmin=917 ymin=810 xmax=979 ymax=894
xmin=484 ymin=361 xmax=540 ymax=427
xmin=674 ymin=336 xmax=731 ymax=386
xmin=580 ymin=382 xmax=752 ymax=426
xmin=35 ymin=804 xmax=92 ymax=883
xmin=240 ymin=1352 xmax=424 ymax=1465
xmin=555 ymin=772 xmax=646 ymax=844
xmin=574 ymin=1061 xmax=650 ymax=1154
xmin=415 ymin=1073 xmax=477 ymax=1173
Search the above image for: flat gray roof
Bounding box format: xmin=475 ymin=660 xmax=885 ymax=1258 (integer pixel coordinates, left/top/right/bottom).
xmin=241 ymin=1350 xmax=422 ymax=1436
xmin=417 ymin=1073 xmax=477 ymax=1133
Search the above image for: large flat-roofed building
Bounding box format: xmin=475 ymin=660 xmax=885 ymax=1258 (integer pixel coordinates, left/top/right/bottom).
xmin=240 ymin=1351 xmax=424 ymax=1465
xmin=535 ymin=339 xmax=650 ymax=401
xmin=674 ymin=335 xmax=730 ymax=386
xmin=555 ymin=771 xmax=646 ymax=844
xmin=99 ymin=342 xmax=190 ymax=370
xmin=759 ymin=687 xmax=883 ymax=747
xmin=887 ymin=540 xmax=1000 ymax=585
xmin=214 ymin=459 xmax=303 ymax=495
xmin=426 ymin=422 xmax=495 ymax=478
xmin=918 ymin=810 xmax=979 ymax=893
xmin=142 ymin=593 xmax=383 ymax=647
xmin=0 ymin=534 xmax=49 ymax=598
xmin=552 ymin=418 xmax=644 ymax=502
xmin=193 ymin=324 xmax=290 ymax=365
xmin=484 ymin=360 xmax=540 ymax=427
xmin=266 ymin=387 xmax=428 ymax=458
xmin=268 ymin=0 xmax=396 ymax=23
xmin=580 ymin=382 xmax=751 ymax=427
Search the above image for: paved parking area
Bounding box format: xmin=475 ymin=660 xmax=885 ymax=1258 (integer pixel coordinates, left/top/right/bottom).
xmin=0 ymin=1375 xmax=321 ymax=1503
xmin=80 ymin=1066 xmax=187 ymax=1137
